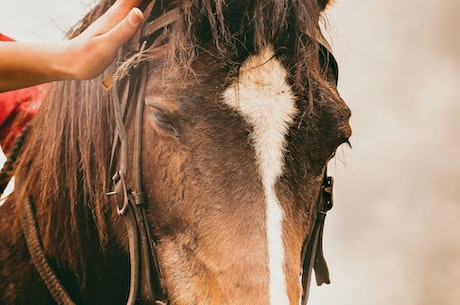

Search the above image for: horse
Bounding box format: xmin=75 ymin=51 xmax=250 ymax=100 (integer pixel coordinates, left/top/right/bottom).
xmin=0 ymin=0 xmax=351 ymax=304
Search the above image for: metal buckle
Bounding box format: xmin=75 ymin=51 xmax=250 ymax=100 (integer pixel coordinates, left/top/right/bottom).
xmin=322 ymin=176 xmax=334 ymax=211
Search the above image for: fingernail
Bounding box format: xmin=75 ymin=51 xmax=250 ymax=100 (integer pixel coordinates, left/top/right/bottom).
xmin=128 ymin=8 xmax=144 ymax=26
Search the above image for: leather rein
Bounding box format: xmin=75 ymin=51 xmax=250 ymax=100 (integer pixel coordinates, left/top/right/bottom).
xmin=8 ymin=3 xmax=339 ymax=305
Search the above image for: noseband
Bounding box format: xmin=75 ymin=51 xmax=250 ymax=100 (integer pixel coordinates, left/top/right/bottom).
xmin=12 ymin=3 xmax=339 ymax=305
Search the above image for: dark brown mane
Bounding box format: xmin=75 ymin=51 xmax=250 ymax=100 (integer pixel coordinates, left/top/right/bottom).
xmin=13 ymin=0 xmax=329 ymax=283
xmin=72 ymin=0 xmax=327 ymax=87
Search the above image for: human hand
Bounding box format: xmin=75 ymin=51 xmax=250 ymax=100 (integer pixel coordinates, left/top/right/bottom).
xmin=63 ymin=0 xmax=144 ymax=80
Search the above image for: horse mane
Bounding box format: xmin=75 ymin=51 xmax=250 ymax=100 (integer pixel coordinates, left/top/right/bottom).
xmin=72 ymin=0 xmax=326 ymax=85
xmin=13 ymin=0 xmax=328 ymax=282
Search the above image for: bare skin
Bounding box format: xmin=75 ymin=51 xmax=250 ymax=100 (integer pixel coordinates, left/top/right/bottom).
xmin=0 ymin=0 xmax=144 ymax=93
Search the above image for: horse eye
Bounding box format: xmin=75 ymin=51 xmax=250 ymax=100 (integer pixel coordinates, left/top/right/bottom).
xmin=147 ymin=107 xmax=181 ymax=138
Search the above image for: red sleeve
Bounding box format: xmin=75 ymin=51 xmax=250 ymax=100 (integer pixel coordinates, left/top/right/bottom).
xmin=0 ymin=33 xmax=14 ymax=42
xmin=0 ymin=85 xmax=49 ymax=154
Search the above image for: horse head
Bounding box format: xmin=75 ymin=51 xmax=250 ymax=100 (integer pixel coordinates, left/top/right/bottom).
xmin=0 ymin=1 xmax=351 ymax=304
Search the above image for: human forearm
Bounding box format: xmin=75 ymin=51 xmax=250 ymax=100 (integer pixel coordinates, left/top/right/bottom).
xmin=0 ymin=0 xmax=143 ymax=93
xmin=0 ymin=42 xmax=74 ymax=92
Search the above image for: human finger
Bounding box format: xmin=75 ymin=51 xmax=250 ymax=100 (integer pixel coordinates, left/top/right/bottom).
xmin=85 ymin=0 xmax=142 ymax=37
xmin=102 ymin=7 xmax=144 ymax=47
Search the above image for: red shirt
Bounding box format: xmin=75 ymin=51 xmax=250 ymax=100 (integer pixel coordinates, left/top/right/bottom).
xmin=0 ymin=33 xmax=48 ymax=154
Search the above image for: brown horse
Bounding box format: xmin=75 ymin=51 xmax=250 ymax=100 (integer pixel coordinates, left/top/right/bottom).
xmin=0 ymin=0 xmax=351 ymax=304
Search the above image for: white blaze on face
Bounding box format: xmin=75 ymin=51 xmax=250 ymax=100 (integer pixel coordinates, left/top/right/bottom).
xmin=223 ymin=47 xmax=298 ymax=305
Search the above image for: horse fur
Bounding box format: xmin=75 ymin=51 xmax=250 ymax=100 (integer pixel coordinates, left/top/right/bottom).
xmin=0 ymin=0 xmax=351 ymax=304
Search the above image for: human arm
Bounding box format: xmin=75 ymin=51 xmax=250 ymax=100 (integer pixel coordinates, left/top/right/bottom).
xmin=0 ymin=0 xmax=144 ymax=93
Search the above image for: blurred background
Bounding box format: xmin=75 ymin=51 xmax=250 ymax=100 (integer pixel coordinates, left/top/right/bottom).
xmin=1 ymin=0 xmax=459 ymax=304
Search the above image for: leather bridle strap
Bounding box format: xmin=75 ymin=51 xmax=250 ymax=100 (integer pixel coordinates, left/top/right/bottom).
xmin=108 ymin=4 xmax=181 ymax=302
xmin=141 ymin=8 xmax=181 ymax=39
xmin=0 ymin=125 xmax=30 ymax=199
xmin=20 ymin=197 xmax=77 ymax=305
xmin=299 ymin=28 xmax=338 ymax=305
xmin=300 ymin=171 xmax=334 ymax=305
xmin=110 ymin=62 xmax=166 ymax=305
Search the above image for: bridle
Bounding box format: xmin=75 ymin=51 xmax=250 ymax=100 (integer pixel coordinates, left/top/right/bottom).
xmin=9 ymin=2 xmax=340 ymax=305
xmin=301 ymin=173 xmax=334 ymax=304
xmin=300 ymin=26 xmax=339 ymax=305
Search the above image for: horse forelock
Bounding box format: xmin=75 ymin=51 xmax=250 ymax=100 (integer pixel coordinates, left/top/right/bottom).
xmin=171 ymin=0 xmax=326 ymax=78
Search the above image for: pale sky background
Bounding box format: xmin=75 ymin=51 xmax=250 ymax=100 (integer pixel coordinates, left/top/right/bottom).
xmin=1 ymin=1 xmax=460 ymax=305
